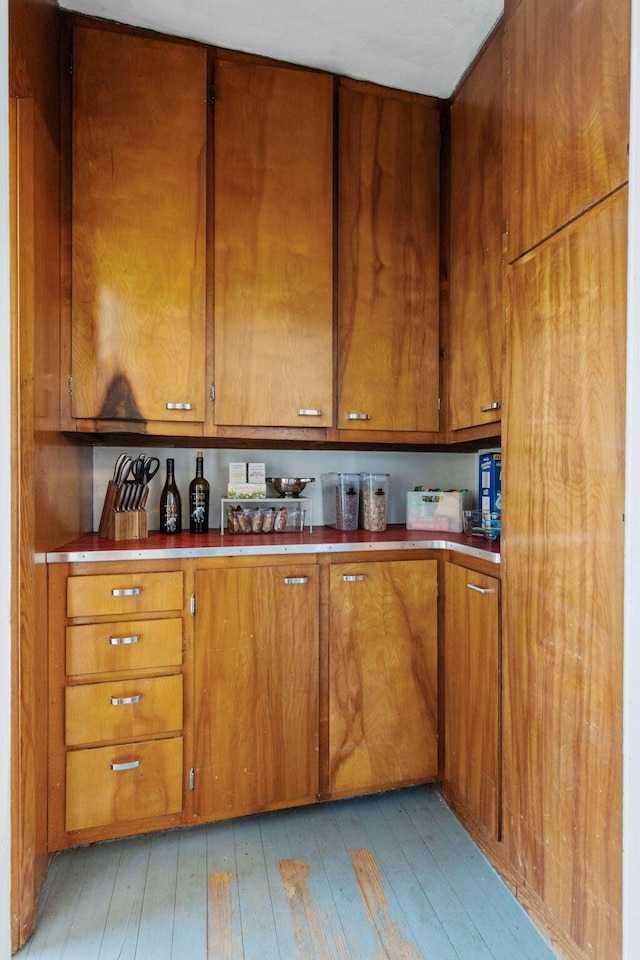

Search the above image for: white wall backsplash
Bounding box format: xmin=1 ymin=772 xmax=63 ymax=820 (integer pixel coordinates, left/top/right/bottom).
xmin=93 ymin=446 xmax=488 ymax=532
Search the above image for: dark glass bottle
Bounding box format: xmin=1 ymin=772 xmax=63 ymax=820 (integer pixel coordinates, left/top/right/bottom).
xmin=159 ymin=458 xmax=181 ymax=534
xmin=189 ymin=451 xmax=210 ymax=534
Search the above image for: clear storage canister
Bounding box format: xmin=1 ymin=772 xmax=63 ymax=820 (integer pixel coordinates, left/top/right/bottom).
xmin=359 ymin=473 xmax=389 ymax=531
xmin=322 ymin=473 xmax=360 ymax=530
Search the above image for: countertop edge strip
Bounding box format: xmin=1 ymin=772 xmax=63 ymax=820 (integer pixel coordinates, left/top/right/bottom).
xmin=45 ymin=538 xmax=500 ymax=564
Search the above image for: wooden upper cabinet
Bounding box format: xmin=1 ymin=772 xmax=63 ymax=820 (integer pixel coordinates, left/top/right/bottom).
xmin=71 ymin=26 xmax=207 ymax=424
xmin=337 ymin=81 xmax=441 ymax=436
xmin=213 ymin=58 xmax=334 ymax=428
xmin=504 ymin=0 xmax=630 ymax=261
xmin=448 ymin=26 xmax=504 ymax=435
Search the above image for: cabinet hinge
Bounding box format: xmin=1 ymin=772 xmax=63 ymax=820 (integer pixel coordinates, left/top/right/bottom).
xmin=68 ymin=53 xmax=73 ymax=76
xmin=67 ymin=374 xmax=73 ymax=396
xmin=208 ymin=83 xmax=215 ymax=106
xmin=190 ymin=594 xmax=196 ymax=616
xmin=209 ymin=384 xmax=215 ymax=404
xmin=189 ymin=768 xmax=195 ymax=791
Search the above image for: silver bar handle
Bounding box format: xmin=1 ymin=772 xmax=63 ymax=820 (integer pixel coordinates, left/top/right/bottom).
xmin=343 ymin=575 xmax=366 ymax=582
xmin=111 ymin=759 xmax=141 ymax=771
xmin=467 ymin=583 xmax=492 ymax=595
xmin=298 ymin=409 xmax=322 ymax=417
xmin=283 ymin=577 xmax=309 ymax=585
xmin=111 ymin=587 xmax=141 ymax=597
xmin=166 ymin=402 xmax=193 ymax=410
xmin=480 ymin=401 xmax=502 ymax=412
xmin=347 ymin=413 xmax=371 ymax=420
xmin=109 ymin=635 xmax=140 ymax=646
xmin=110 ymin=694 xmax=142 ymax=706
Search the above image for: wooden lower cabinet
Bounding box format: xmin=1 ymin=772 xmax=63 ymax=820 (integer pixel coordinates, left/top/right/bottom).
xmin=66 ymin=737 xmax=183 ymax=833
xmin=49 ymin=552 xmax=478 ymax=846
xmin=327 ymin=558 xmax=439 ymax=796
xmin=47 ymin=561 xmax=188 ymax=849
xmin=443 ymin=561 xmax=500 ymax=840
xmin=193 ymin=561 xmax=320 ymax=819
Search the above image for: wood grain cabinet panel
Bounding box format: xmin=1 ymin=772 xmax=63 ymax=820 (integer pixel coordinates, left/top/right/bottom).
xmin=213 ymin=59 xmax=333 ymax=428
xmin=328 ymin=559 xmax=438 ymax=796
xmin=448 ymin=26 xmax=504 ymax=435
xmin=337 ymin=82 xmax=441 ymax=436
xmin=194 ymin=563 xmax=320 ymax=819
xmin=504 ymin=0 xmax=630 ymax=261
xmin=65 ymin=617 xmax=183 ymax=676
xmin=444 ymin=562 xmax=500 ymax=839
xmin=66 ymin=570 xmax=183 ymax=618
xmin=503 ymin=188 xmax=627 ymax=959
xmin=65 ymin=675 xmax=183 ymax=746
xmin=66 ymin=737 xmax=183 ymax=832
xmin=70 ymin=26 xmax=207 ymax=425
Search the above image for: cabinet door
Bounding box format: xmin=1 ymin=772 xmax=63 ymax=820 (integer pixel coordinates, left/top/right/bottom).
xmin=213 ymin=59 xmax=333 ymax=428
xmin=329 ymin=559 xmax=438 ymax=796
xmin=444 ymin=562 xmax=500 ymax=839
xmin=71 ymin=27 xmax=207 ymax=424
xmin=194 ymin=564 xmax=319 ymax=819
xmin=504 ymin=0 xmax=629 ymax=261
xmin=448 ymin=26 xmax=503 ymax=434
xmin=337 ymin=82 xmax=440 ymax=435
xmin=504 ymin=190 xmax=626 ymax=958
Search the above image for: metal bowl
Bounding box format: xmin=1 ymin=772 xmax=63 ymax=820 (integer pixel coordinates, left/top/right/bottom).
xmin=266 ymin=477 xmax=315 ymax=498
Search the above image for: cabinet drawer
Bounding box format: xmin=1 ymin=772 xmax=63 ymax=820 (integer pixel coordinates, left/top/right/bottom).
xmin=67 ymin=571 xmax=183 ymax=618
xmin=66 ymin=736 xmax=183 ymax=832
xmin=66 ymin=618 xmax=183 ymax=676
xmin=65 ymin=675 xmax=183 ymax=746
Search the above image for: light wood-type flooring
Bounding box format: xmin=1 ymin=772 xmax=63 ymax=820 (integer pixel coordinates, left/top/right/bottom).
xmin=16 ymin=786 xmax=558 ymax=960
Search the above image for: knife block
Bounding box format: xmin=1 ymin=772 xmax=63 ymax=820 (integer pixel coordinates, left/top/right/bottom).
xmin=98 ymin=481 xmax=149 ymax=541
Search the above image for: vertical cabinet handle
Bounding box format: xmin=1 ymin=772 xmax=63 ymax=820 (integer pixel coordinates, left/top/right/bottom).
xmin=342 ymin=575 xmax=366 ymax=582
xmin=111 ymin=759 xmax=141 ymax=771
xmin=298 ymin=409 xmax=322 ymax=417
xmin=480 ymin=401 xmax=502 ymax=412
xmin=347 ymin=413 xmax=371 ymax=421
xmin=283 ymin=577 xmax=309 ymax=585
xmin=111 ymin=587 xmax=141 ymax=597
xmin=109 ymin=635 xmax=140 ymax=646
xmin=165 ymin=402 xmax=193 ymax=411
xmin=467 ymin=583 xmax=492 ymax=595
xmin=110 ymin=694 xmax=142 ymax=706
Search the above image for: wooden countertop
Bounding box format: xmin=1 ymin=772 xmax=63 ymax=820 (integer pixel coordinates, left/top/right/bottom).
xmin=46 ymin=524 xmax=501 ymax=564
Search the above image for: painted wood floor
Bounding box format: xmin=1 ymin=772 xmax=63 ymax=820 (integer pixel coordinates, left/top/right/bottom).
xmin=16 ymin=786 xmax=558 ymax=960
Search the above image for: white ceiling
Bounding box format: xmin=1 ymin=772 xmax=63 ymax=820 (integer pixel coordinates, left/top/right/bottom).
xmin=59 ymin=0 xmax=503 ymax=98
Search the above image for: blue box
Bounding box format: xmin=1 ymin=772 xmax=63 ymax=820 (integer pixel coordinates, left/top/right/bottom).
xmin=479 ymin=452 xmax=502 ymax=514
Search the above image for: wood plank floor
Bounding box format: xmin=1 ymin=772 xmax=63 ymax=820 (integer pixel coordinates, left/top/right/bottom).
xmin=16 ymin=786 xmax=558 ymax=960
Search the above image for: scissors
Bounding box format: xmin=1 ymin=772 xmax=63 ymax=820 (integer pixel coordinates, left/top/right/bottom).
xmin=126 ymin=455 xmax=160 ymax=484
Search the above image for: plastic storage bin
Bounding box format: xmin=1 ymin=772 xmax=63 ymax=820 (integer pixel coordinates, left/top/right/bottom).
xmin=322 ymin=473 xmax=360 ymax=530
xmin=359 ymin=473 xmax=389 ymax=531
xmin=405 ymin=490 xmax=469 ymax=532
